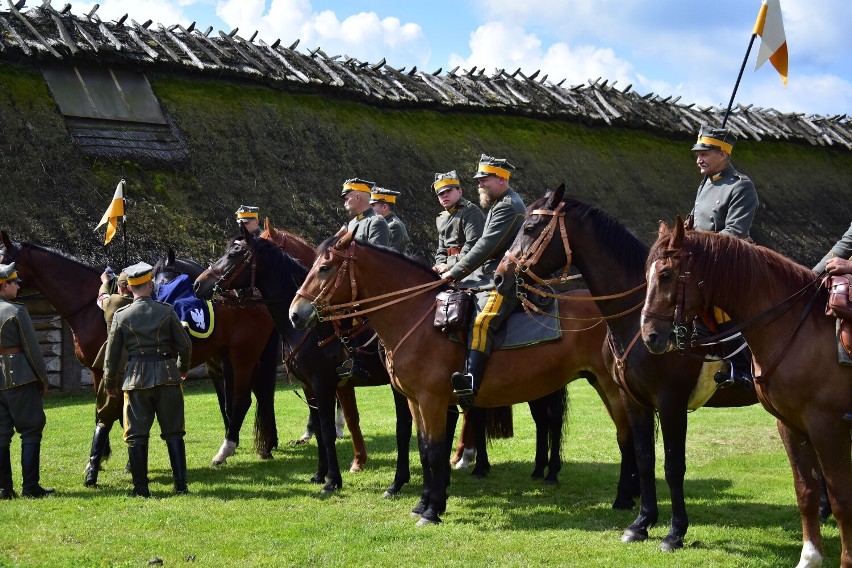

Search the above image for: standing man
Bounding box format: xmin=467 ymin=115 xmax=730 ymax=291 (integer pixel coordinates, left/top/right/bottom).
xmin=431 ymin=170 xmax=485 ymax=278
xmin=0 ymin=262 xmax=54 ymax=499
xmin=688 ymin=125 xmax=759 ymax=390
xmin=441 ymin=155 xmax=526 ymax=409
xmin=85 ymin=270 xmax=133 ymax=487
xmin=370 ymin=187 xmax=410 ymax=253
xmin=104 ymin=262 xmax=192 ymax=497
xmin=235 ymin=205 xmax=262 ymax=238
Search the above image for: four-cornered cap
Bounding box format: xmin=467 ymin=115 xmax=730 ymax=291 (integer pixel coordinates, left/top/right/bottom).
xmin=123 ymin=262 xmax=154 ymax=286
xmin=116 ymin=271 xmax=129 ymax=287
xmin=473 ymin=154 xmax=515 ymax=180
xmin=341 ymin=178 xmax=375 ymax=197
xmin=691 ymin=125 xmax=737 ymax=154
xmin=0 ymin=262 xmax=21 ymax=284
xmin=235 ymin=205 xmax=260 ymax=223
xmin=369 ymin=187 xmax=400 ymax=204
xmin=433 ymin=170 xmax=461 ymax=193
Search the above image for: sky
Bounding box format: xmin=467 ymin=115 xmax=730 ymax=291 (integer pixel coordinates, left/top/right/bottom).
xmin=68 ymin=0 xmax=852 ymax=117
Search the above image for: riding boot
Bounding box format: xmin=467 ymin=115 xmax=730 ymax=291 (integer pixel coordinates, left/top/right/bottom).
xmin=336 ymin=350 xmax=371 ymax=386
xmin=713 ymin=352 xmax=754 ymax=392
xmin=127 ymin=443 xmax=150 ymax=498
xmin=451 ymin=350 xmax=488 ymax=411
xmin=0 ymin=445 xmax=16 ymax=500
xmin=84 ymin=425 xmax=112 ymax=487
xmin=166 ymin=438 xmax=189 ymax=494
xmin=20 ymin=443 xmax=55 ymax=498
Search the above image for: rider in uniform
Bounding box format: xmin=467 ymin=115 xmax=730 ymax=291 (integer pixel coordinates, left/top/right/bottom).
xmin=235 ymin=205 xmax=262 ymax=238
xmin=687 ymin=125 xmax=759 ymax=390
xmin=0 ymin=262 xmax=54 ymax=499
xmin=432 ymin=170 xmax=485 ymax=278
xmin=104 ymin=262 xmax=192 ymax=497
xmin=370 ymin=188 xmax=410 ymax=254
xmin=441 ymin=155 xmax=526 ymax=409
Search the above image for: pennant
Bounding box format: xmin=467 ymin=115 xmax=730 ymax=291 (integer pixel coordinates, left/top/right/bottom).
xmin=753 ymin=0 xmax=788 ymax=86
xmin=95 ymin=179 xmax=125 ymax=245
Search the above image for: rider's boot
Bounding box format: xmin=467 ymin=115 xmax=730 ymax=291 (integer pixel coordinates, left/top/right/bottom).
xmin=84 ymin=424 xmax=111 ymax=487
xmin=451 ymin=350 xmax=487 ymax=411
xmin=0 ymin=445 xmax=16 ymax=499
xmin=20 ymin=443 xmax=55 ymax=498
xmin=127 ymin=443 xmax=150 ymax=498
xmin=166 ymin=438 xmax=189 ymax=494
xmin=337 ymin=350 xmax=371 ymax=385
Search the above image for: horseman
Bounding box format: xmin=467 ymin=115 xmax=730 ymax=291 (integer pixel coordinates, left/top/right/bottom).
xmin=0 ymin=262 xmax=54 ymax=499
xmin=235 ymin=205 xmax=262 ymax=238
xmin=370 ymin=187 xmax=410 ymax=254
xmin=441 ymin=155 xmax=526 ymax=409
xmin=431 ymin=170 xmax=485 ymax=278
xmin=687 ymin=125 xmax=759 ymax=391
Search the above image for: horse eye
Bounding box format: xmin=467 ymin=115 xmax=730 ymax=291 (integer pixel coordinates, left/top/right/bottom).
xmin=318 ymin=265 xmax=331 ymax=274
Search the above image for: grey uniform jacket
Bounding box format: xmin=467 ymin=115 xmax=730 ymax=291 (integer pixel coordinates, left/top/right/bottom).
xmin=434 ymin=198 xmax=485 ymax=271
xmin=348 ymin=209 xmax=390 ymax=247
xmin=0 ymin=297 xmax=47 ymax=390
xmin=104 ymin=297 xmax=192 ymax=391
xmin=813 ymin=222 xmax=852 ymax=273
xmin=448 ymin=188 xmax=526 ymax=289
xmin=385 ymin=213 xmax=411 ymax=253
xmin=690 ymin=164 xmax=758 ymax=239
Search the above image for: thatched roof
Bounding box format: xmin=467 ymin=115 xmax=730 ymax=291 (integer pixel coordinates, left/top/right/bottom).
xmin=1 ymin=1 xmax=851 ymax=150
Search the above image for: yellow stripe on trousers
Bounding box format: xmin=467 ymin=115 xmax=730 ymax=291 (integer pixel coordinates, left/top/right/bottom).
xmin=471 ymin=290 xmax=503 ymax=351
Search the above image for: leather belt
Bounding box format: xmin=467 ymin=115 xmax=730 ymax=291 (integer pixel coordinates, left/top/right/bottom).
xmin=0 ymin=347 xmax=23 ymax=355
xmin=447 ymin=247 xmax=461 ymax=256
xmin=128 ymin=353 xmax=172 ymax=362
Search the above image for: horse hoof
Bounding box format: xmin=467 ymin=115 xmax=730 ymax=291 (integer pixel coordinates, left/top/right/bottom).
xmin=349 ymin=461 xmax=364 ymax=473
xmin=543 ymin=478 xmax=559 ymax=486
xmin=320 ymin=483 xmax=339 ymax=495
xmin=621 ymin=527 xmax=648 ymax=543
xmin=660 ymin=534 xmax=683 ymax=552
xmin=416 ymin=510 xmax=442 ymax=526
xmin=310 ymin=474 xmax=325 ymax=484
xmin=471 ymin=468 xmax=490 ymax=479
xmin=611 ymin=498 xmax=636 ymax=511
xmin=258 ymin=452 xmax=273 ymax=460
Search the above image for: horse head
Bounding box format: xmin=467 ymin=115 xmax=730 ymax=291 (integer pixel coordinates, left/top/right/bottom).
xmin=259 ymin=218 xmax=316 ymax=266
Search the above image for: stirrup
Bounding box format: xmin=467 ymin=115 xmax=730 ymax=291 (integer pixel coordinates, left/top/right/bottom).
xmin=451 ymin=372 xmax=475 ymax=410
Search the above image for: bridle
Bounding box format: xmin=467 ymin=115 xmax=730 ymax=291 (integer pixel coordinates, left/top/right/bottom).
xmin=639 ymin=250 xmax=696 ymax=350
xmin=208 ymin=240 xmax=258 ymax=297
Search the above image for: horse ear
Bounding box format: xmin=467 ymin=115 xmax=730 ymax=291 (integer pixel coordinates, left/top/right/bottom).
xmin=670 ymin=216 xmax=685 ymax=249
xmin=545 ymin=184 xmax=565 ymax=209
xmin=168 ymin=247 xmax=175 ymax=265
xmin=263 ymin=217 xmax=272 ymax=234
xmin=1 ymin=230 xmax=11 ymax=249
xmin=657 ymin=220 xmax=670 ymax=239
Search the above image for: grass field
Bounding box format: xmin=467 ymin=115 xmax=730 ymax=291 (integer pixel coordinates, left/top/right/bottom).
xmin=0 ymin=379 xmax=842 ymax=567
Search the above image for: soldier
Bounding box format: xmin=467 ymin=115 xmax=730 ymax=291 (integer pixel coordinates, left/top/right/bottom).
xmin=104 ymin=262 xmax=192 ymax=497
xmin=441 ymin=155 xmax=526 ymax=409
xmin=687 ymin=125 xmax=759 ymax=390
xmin=85 ymin=269 xmax=133 ymax=487
xmin=370 ymin=187 xmax=410 ymax=253
xmin=431 ymin=170 xmax=485 ymax=279
xmin=235 ymin=205 xmax=262 ymax=238
xmin=0 ymin=262 xmax=54 ymax=499
xmin=813 ymin=222 xmax=852 ymax=274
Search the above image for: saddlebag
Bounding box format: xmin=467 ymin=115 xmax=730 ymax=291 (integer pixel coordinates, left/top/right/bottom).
xmin=435 ymin=289 xmax=475 ymax=334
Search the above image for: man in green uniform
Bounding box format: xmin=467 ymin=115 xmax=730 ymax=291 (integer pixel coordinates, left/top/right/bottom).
xmin=441 ymin=155 xmax=526 ymax=409
xmin=85 ymin=270 xmax=133 ymax=487
xmin=431 ymin=170 xmax=485 ymax=278
xmin=235 ymin=205 xmax=262 ymax=238
xmin=0 ymin=262 xmax=54 ymax=499
xmin=688 ymin=125 xmax=759 ymax=390
xmin=370 ymin=187 xmax=410 ymax=253
xmin=814 ymin=222 xmax=852 ymax=274
xmin=104 ymin=262 xmax=192 ymax=497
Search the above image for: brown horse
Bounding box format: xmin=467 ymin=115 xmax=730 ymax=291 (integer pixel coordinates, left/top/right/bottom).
xmin=493 ymin=185 xmax=758 ymax=551
xmin=280 ymin=231 xmax=634 ymax=525
xmin=641 ymin=217 xmax=851 ymax=568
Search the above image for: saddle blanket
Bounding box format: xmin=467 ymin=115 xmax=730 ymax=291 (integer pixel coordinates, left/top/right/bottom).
xmin=450 ymin=297 xmax=561 ymax=349
xmin=156 ymin=274 xmax=215 ymax=339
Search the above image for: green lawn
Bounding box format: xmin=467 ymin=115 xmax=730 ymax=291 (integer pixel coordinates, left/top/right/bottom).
xmin=0 ymin=380 xmax=841 ymax=567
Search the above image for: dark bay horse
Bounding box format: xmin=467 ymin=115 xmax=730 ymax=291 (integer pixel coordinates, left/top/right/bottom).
xmin=0 ymin=231 xmax=278 ymax=467
xmin=281 ymin=232 xmax=635 ymax=525
xmin=641 ymin=218 xmax=851 ymax=568
xmin=493 ymin=186 xmax=758 ymax=551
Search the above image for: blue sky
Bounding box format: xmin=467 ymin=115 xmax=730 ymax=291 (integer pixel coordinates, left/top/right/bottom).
xmin=72 ymin=0 xmax=852 ymax=116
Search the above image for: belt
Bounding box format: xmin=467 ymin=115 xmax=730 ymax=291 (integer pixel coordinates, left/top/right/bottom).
xmin=128 ymin=353 xmax=172 ymax=362
xmin=0 ymin=347 xmax=23 ymax=355
xmin=447 ymin=247 xmax=461 ymax=256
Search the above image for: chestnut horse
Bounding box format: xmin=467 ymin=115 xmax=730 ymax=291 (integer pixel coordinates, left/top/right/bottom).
xmin=493 ymin=185 xmax=757 ymax=551
xmin=278 ymin=232 xmax=635 ymax=525
xmin=641 ymin=217 xmax=851 ymax=568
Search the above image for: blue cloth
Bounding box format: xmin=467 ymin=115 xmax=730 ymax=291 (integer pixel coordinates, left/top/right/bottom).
xmin=155 ymin=274 xmax=214 ymax=338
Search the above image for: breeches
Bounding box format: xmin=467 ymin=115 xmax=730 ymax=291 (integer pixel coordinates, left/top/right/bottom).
xmin=123 ymin=384 xmax=185 ymax=446
xmin=468 ymin=290 xmax=520 ymax=355
xmin=96 ymin=379 xmax=122 ymax=427
xmin=0 ymin=382 xmax=46 ymax=446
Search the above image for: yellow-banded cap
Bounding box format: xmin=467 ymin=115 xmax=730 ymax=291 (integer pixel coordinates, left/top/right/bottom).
xmin=433 ymin=170 xmax=460 ymax=193
xmin=235 ymin=205 xmax=259 ymax=222
xmin=691 ymin=125 xmax=736 ymax=154
xmin=473 ymin=154 xmax=515 ymax=180
xmin=0 ymin=262 xmax=21 ymax=284
xmin=123 ymin=261 xmax=154 ymax=286
xmin=341 ymin=177 xmax=375 ymax=197
xmin=369 ymin=187 xmax=400 ymax=204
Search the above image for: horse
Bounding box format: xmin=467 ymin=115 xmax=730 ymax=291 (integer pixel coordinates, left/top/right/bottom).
xmin=276 ymin=231 xmax=637 ymax=525
xmin=640 ymin=217 xmax=851 ymax=568
xmin=493 ymin=185 xmax=758 ymax=551
xmin=0 ymin=231 xmax=279 ymax=469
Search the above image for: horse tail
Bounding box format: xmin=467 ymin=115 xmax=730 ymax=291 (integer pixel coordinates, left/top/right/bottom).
xmin=253 ymin=331 xmax=281 ymax=456
xmin=485 ymin=405 xmax=514 ymax=440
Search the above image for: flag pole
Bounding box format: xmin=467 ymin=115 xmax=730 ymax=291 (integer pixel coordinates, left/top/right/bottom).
xmin=721 ymin=33 xmax=759 ymax=127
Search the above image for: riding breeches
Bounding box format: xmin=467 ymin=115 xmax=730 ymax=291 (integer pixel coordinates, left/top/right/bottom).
xmin=468 ymin=290 xmax=520 ymax=355
xmin=122 ymin=384 xmax=185 ymax=446
xmin=0 ymin=382 xmax=46 ymax=446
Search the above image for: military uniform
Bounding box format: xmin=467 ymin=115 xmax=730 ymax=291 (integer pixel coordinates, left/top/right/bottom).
xmin=435 ymin=198 xmax=485 ymax=272
xmin=342 ymin=178 xmax=390 ymax=247
xmin=0 ymin=262 xmax=53 ymax=499
xmin=448 ymin=156 xmax=527 ymax=408
xmin=370 ymin=187 xmax=409 ymax=253
xmin=235 ymin=204 xmax=263 ymax=238
xmin=104 ymin=262 xmax=192 ymax=497
xmin=813 ymin=222 xmax=852 ymax=273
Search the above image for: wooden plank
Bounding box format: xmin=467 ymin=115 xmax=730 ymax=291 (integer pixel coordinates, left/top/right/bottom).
xmin=95 ymin=18 xmax=123 ymax=50
xmin=260 ymin=40 xmax=310 ymax=83
xmin=133 ymin=20 xmax=180 ymax=62
xmin=218 ymin=30 xmax=269 ymax=74
xmin=160 ymin=24 xmax=204 ymax=69
xmin=234 ymin=35 xmax=282 ymax=77
xmin=192 ymin=29 xmax=231 ymax=61
xmin=127 ymin=29 xmax=159 ymax=59
xmin=43 ymin=2 xmax=80 ymax=55
xmin=73 ymin=20 xmax=100 ymax=52
xmin=177 ymin=24 xmax=222 ymax=66
xmin=6 ymin=0 xmax=61 ymax=58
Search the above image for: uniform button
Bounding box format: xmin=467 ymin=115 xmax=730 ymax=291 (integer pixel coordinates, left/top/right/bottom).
xmin=715 ymin=200 xmax=720 ymax=204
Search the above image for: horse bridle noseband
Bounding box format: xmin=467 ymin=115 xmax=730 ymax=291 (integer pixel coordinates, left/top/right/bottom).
xmin=210 ymin=241 xmax=258 ymax=297
xmin=639 ymin=250 xmax=696 ymax=350
xmin=504 ymin=202 xmax=574 ymax=290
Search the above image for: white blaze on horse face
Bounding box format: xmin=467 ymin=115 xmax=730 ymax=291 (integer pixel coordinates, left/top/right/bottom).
xmin=640 ymin=260 xmax=661 ymax=330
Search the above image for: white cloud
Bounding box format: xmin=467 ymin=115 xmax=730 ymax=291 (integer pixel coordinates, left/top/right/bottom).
xmin=73 ymin=0 xmax=189 ymax=26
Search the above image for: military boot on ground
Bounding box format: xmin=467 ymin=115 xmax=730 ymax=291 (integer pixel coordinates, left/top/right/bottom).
xmin=20 ymin=443 xmax=55 ymax=498
xmin=166 ymin=438 xmax=189 ymax=494
xmin=84 ymin=425 xmax=112 ymax=487
xmin=0 ymin=445 xmax=16 ymax=500
xmin=451 ymin=350 xmax=488 ymax=411
xmin=127 ymin=443 xmax=150 ymax=498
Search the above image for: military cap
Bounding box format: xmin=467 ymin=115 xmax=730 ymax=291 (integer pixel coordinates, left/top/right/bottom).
xmin=0 ymin=262 xmax=21 ymax=285
xmin=116 ymin=271 xmax=129 ymax=287
xmin=369 ymin=187 xmax=400 ymax=204
xmin=235 ymin=205 xmax=260 ymax=223
xmin=341 ymin=177 xmax=375 ymax=197
xmin=473 ymin=154 xmax=515 ymax=180
xmin=433 ymin=170 xmax=461 ymax=193
xmin=123 ymin=261 xmax=154 ymax=286
xmin=691 ymin=125 xmax=737 ymax=154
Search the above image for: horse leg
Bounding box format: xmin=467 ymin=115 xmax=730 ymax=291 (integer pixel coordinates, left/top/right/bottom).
xmin=336 ymin=384 xmax=366 ymax=472
xmin=249 ymin=331 xmax=280 ymax=459
xmin=453 ymin=414 xmax=476 ymax=469
xmin=470 ymin=407 xmax=490 ymax=478
xmin=383 ymin=387 xmax=413 ymax=498
xmin=621 ymin=397 xmax=660 ymax=545
xmin=528 ymin=396 xmax=548 ymax=480
xmin=314 ymin=370 xmax=343 ymax=494
xmin=210 ymin=356 xmax=239 ymax=466
xmin=656 ymin=398 xmax=689 ymax=551
xmin=412 ymin=398 xmax=451 ymax=526
xmin=544 ymin=387 xmax=566 ymax=485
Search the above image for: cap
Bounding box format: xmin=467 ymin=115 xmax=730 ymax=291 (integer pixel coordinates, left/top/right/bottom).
xmin=0 ymin=262 xmax=21 ymax=285
xmin=473 ymin=154 xmax=515 ymax=180
xmin=235 ymin=205 xmax=260 ymax=223
xmin=369 ymin=187 xmax=400 ymax=204
xmin=123 ymin=262 xmax=154 ymax=286
xmin=433 ymin=170 xmax=461 ymax=193
xmin=116 ymin=271 xmax=129 ymax=287
xmin=691 ymin=125 xmax=737 ymax=154
xmin=341 ymin=177 xmax=375 ymax=197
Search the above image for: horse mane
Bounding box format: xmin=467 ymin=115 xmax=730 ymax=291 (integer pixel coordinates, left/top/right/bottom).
xmin=15 ymin=241 xmax=102 ymax=277
xmin=318 ymin=236 xmax=440 ymax=282
xmin=261 ymin=226 xmax=313 ymax=249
